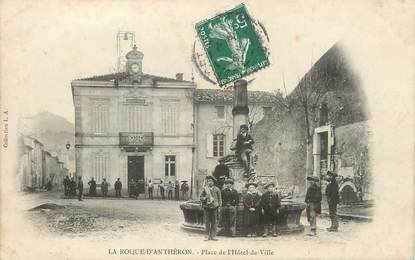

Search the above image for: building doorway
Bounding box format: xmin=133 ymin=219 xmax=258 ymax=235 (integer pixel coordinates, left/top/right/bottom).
xmin=128 ymin=156 xmax=145 ymax=194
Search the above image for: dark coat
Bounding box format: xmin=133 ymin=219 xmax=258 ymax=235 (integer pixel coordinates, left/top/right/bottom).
xmin=325 ymin=180 xmax=340 ymax=205
xmin=101 ymin=181 xmax=109 ymax=192
xmin=88 ymin=180 xmax=96 ymax=193
xmin=180 ymin=183 xmax=189 ymax=192
xmin=213 ymin=164 xmax=230 ymax=188
xmin=305 ymin=184 xmax=322 ymax=214
xmin=114 ymin=180 xmax=122 ymax=190
xmin=200 ymin=185 xmax=222 ymax=209
xmin=243 ymin=192 xmax=261 ymax=210
xmin=236 ymin=133 xmax=254 ymax=151
xmin=261 ymin=191 xmax=281 ymax=222
xmin=221 ymin=188 xmax=239 ymax=207
xmin=77 ymin=180 xmax=83 ymax=191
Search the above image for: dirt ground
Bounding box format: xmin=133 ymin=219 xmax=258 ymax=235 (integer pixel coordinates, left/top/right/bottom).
xmin=21 ymin=191 xmax=369 ymax=241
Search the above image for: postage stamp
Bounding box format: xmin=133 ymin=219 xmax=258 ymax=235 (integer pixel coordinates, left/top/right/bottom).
xmin=195 ymin=4 xmax=270 ymax=87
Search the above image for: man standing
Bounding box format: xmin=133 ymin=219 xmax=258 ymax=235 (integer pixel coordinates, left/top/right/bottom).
xmin=63 ymin=176 xmax=70 ymax=197
xmin=88 ymin=177 xmax=97 ymax=196
xmin=77 ymin=176 xmax=84 ymax=201
xmin=128 ymin=178 xmax=136 ymax=198
xmin=180 ymin=181 xmax=190 ymax=200
xmin=159 ymin=180 xmax=165 ymax=200
xmin=200 ymin=176 xmax=222 ymax=241
xmin=114 ymin=178 xmax=122 ymax=198
xmin=220 ymin=178 xmax=239 ymax=237
xmin=70 ymin=177 xmax=77 ymax=198
xmin=174 ymin=180 xmax=180 ymax=200
xmin=305 ymin=176 xmax=322 ymax=236
xmin=325 ymin=171 xmax=340 ymax=232
xmin=167 ymin=181 xmax=174 ymax=200
xmin=213 ymin=158 xmax=230 ymax=190
xmin=101 ymin=178 xmax=109 ymax=197
xmin=148 ymin=180 xmax=154 ymax=200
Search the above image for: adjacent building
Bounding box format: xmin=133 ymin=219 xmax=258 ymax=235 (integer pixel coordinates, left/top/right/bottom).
xmin=17 ymin=134 xmax=68 ymax=191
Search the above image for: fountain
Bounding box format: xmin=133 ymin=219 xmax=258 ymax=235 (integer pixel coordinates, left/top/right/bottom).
xmin=180 ymin=80 xmax=306 ymax=236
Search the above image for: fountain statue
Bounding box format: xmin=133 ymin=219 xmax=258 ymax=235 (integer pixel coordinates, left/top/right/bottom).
xmin=180 ymin=80 xmax=306 ymax=235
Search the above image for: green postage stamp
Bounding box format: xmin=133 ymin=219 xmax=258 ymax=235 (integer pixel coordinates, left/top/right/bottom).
xmin=195 ymin=4 xmax=270 ymax=86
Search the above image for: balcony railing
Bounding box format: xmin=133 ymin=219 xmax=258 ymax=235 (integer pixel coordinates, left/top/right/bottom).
xmin=119 ymin=132 xmax=154 ymax=147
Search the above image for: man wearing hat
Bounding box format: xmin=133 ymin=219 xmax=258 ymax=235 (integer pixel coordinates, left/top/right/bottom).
xmin=220 ymin=178 xmax=239 ymax=237
xmin=325 ymin=171 xmax=340 ymax=231
xmin=213 ymin=158 xmax=230 ymax=190
xmin=180 ymin=180 xmax=189 ymax=200
xmin=260 ymin=182 xmax=281 ymax=237
xmin=243 ymin=182 xmax=261 ymax=237
xmin=236 ymin=124 xmax=255 ymax=172
xmin=305 ymin=176 xmax=322 ymax=236
xmin=200 ymin=175 xmax=222 ymax=241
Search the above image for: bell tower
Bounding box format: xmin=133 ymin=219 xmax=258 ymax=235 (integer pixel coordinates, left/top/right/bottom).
xmin=125 ymin=45 xmax=144 ymax=83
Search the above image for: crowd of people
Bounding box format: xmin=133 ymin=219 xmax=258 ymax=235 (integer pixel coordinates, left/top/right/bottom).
xmin=200 ymin=175 xmax=281 ymax=240
xmin=199 ymin=169 xmax=340 ymax=240
xmin=62 ymin=176 xmax=190 ymax=201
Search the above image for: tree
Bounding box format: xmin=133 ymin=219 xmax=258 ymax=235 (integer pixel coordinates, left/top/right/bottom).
xmin=288 ymin=65 xmax=331 ymax=188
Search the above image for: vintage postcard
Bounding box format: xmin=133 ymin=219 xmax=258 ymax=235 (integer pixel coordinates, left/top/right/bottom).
xmin=0 ymin=0 xmax=414 ymax=259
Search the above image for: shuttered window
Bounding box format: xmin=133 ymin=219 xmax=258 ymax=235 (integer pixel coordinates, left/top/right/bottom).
xmin=92 ymin=153 xmax=108 ymax=182
xmin=127 ymin=105 xmax=146 ymax=132
xmin=161 ymin=103 xmax=178 ymax=135
xmin=213 ymin=134 xmax=225 ymax=157
xmin=91 ymin=100 xmax=109 ymax=134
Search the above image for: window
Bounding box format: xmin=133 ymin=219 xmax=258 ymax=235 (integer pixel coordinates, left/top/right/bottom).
xmin=126 ymin=105 xmax=146 ymax=132
xmin=213 ymin=134 xmax=225 ymax=157
xmin=91 ymin=100 xmax=109 ymax=134
xmin=161 ymin=103 xmax=178 ymax=135
xmin=215 ymin=106 xmax=225 ymax=119
xmin=165 ymin=155 xmax=176 ymax=177
xmin=92 ymin=153 xmax=108 ymax=182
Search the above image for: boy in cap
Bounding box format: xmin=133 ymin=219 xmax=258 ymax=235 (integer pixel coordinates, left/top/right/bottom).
xmin=260 ymin=182 xmax=281 ymax=237
xmin=243 ymin=182 xmax=261 ymax=237
xmin=236 ymin=124 xmax=255 ymax=172
xmin=305 ymin=176 xmax=322 ymax=236
xmin=200 ymin=175 xmax=222 ymax=241
xmin=220 ymin=178 xmax=239 ymax=237
xmin=325 ymin=171 xmax=340 ymax=231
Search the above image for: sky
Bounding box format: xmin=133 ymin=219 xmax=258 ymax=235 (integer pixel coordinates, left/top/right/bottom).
xmin=1 ymin=0 xmax=413 ymax=123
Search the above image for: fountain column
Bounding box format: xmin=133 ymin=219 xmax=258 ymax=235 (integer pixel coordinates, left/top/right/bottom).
xmin=232 ymin=80 xmax=249 ymax=138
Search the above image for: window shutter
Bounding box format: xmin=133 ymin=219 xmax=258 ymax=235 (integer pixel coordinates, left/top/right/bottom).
xmin=206 ymin=134 xmax=213 ymax=158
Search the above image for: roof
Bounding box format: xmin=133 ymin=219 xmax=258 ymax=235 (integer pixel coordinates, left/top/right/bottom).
xmin=194 ymin=89 xmax=281 ymax=105
xmin=75 ymin=72 xmax=192 ymax=84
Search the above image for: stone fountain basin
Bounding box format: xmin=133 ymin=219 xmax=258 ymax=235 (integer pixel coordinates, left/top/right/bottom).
xmin=180 ymin=199 xmax=306 ymax=236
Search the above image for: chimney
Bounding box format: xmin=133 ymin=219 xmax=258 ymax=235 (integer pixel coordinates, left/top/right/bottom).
xmin=175 ymin=73 xmax=183 ymax=81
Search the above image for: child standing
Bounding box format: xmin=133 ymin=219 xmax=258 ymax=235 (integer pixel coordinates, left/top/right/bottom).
xmin=260 ymin=182 xmax=281 ymax=237
xmin=236 ymin=124 xmax=255 ymax=172
xmin=243 ymin=182 xmax=261 ymax=237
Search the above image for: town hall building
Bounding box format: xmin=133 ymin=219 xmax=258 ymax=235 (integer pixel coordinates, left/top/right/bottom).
xmin=71 ymin=45 xmax=277 ymax=197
